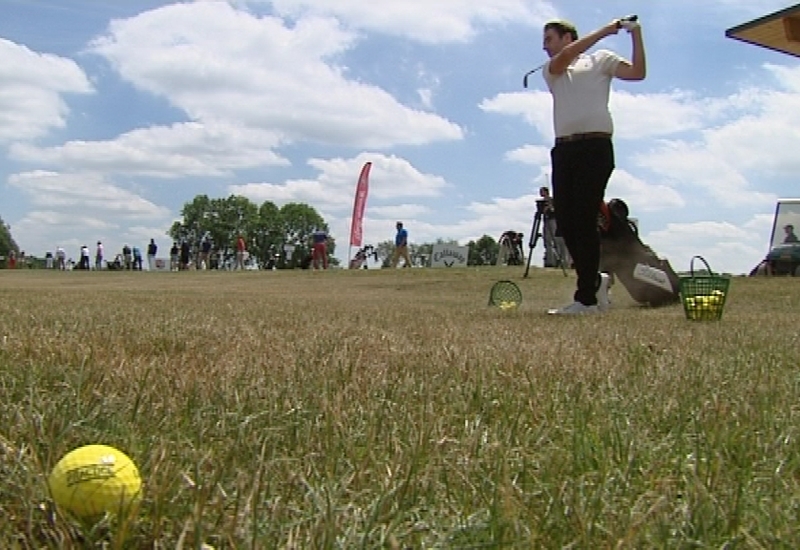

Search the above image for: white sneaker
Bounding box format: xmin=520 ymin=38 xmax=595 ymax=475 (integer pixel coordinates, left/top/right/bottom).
xmin=597 ymin=272 xmax=612 ymax=311
xmin=547 ymin=301 xmax=600 ymax=315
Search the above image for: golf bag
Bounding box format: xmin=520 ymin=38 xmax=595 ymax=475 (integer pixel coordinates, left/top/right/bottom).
xmin=349 ymin=245 xmax=378 ymax=269
xmin=598 ymin=198 xmax=680 ymax=307
xmin=498 ymin=231 xmax=524 ymax=266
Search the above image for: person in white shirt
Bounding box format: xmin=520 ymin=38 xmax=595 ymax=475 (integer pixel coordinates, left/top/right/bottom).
xmin=80 ymin=245 xmax=90 ymax=270
xmin=542 ymin=17 xmax=646 ymax=315
xmin=56 ymin=247 xmax=66 ymax=270
xmin=95 ymin=241 xmax=104 ymax=270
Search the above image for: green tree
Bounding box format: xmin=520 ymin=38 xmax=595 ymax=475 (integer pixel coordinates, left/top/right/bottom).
xmin=216 ymin=195 xmax=260 ymax=258
xmin=375 ymin=240 xmax=395 ymax=268
xmin=279 ymin=203 xmax=330 ymax=268
xmin=467 ymin=235 xmax=499 ymax=266
xmin=170 ymin=194 xmax=261 ymax=263
xmin=0 ymin=217 xmax=19 ymax=268
xmin=168 ymin=193 xmax=215 ymax=249
xmin=253 ymin=201 xmax=284 ymax=266
xmin=170 ymin=196 xmax=335 ymax=269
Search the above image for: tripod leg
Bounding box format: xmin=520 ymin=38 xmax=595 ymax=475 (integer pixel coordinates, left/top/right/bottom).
xmin=549 ymin=230 xmax=568 ymax=277
xmin=544 ymin=218 xmax=569 ymax=277
xmin=523 ymin=213 xmax=542 ymax=278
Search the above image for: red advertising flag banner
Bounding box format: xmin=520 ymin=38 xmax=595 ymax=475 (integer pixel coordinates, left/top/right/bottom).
xmin=349 ymin=162 xmax=371 ymax=247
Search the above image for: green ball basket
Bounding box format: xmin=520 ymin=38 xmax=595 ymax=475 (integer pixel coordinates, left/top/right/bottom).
xmin=489 ymin=280 xmax=523 ymax=308
xmin=679 ymin=256 xmax=731 ymax=321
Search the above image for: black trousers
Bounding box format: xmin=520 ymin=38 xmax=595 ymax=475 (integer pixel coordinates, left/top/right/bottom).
xmin=551 ymin=138 xmax=615 ymax=305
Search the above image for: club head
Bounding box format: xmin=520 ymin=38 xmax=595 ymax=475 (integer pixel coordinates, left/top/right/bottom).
xmin=522 ymin=63 xmax=545 ymax=88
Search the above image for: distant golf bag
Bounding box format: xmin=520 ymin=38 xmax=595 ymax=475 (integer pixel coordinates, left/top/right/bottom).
xmin=497 ymin=231 xmax=524 ymax=266
xmin=598 ymin=199 xmax=680 ymax=307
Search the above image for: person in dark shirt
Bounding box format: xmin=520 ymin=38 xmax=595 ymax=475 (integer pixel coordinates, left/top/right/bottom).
xmin=199 ymin=237 xmax=212 ymax=270
xmin=147 ymin=239 xmax=158 ymax=271
xmin=180 ymin=241 xmax=190 ymax=270
xmin=170 ymin=243 xmax=179 ymax=271
xmin=122 ymin=244 xmax=132 ymax=270
xmin=783 ymin=224 xmax=799 ymax=244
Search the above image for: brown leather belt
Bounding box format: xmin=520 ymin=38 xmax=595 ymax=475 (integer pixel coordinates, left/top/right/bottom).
xmin=555 ymin=132 xmax=612 ymax=145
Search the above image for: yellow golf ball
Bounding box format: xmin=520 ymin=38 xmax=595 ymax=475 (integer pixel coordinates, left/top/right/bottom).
xmin=49 ymin=444 xmax=142 ymax=519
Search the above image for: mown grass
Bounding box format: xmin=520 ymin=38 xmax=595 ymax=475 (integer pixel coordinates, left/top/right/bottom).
xmin=0 ymin=267 xmax=799 ymax=548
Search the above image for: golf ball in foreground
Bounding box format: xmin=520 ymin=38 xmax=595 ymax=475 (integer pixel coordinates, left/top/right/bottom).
xmin=48 ymin=444 xmax=142 ymax=519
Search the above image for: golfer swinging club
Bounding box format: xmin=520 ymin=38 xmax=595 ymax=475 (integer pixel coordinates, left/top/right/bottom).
xmin=542 ymin=16 xmax=646 ymax=314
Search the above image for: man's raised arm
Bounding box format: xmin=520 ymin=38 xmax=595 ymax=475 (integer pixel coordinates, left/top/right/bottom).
xmin=549 ymin=21 xmax=619 ymax=75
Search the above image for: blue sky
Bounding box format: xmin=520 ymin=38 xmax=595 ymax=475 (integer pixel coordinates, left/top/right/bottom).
xmin=1 ymin=0 xmax=798 ymax=273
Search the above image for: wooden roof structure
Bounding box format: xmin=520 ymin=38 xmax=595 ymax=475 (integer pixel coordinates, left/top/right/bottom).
xmin=726 ymin=3 xmax=800 ymax=58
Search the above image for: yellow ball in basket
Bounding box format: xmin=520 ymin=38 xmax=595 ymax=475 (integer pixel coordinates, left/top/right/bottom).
xmin=499 ymin=300 xmax=517 ymax=310
xmin=48 ymin=444 xmax=142 ymax=519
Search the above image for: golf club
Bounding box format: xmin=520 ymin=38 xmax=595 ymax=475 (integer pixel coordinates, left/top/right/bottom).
xmin=523 ymin=15 xmax=639 ymax=88
xmin=522 ymin=63 xmax=546 ymax=88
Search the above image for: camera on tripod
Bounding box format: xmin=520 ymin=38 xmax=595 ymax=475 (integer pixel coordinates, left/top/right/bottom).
xmin=525 ymin=197 xmax=565 ymax=278
xmin=535 ymin=198 xmax=554 ymax=217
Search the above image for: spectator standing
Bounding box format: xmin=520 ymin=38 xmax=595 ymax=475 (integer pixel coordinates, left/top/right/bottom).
xmin=199 ymin=237 xmax=212 ymax=270
xmin=170 ymin=242 xmax=179 ymax=271
xmin=391 ymin=221 xmax=412 ymax=268
xmin=147 ymin=239 xmax=158 ymax=271
xmin=132 ymin=246 xmax=143 ymax=271
xmin=235 ymin=235 xmax=246 ymax=270
xmin=180 ymin=241 xmax=190 ymax=270
xmin=122 ymin=244 xmax=132 ymax=270
xmin=56 ymin=247 xmax=66 ymax=270
xmin=80 ymin=245 xmax=91 ymax=270
xmin=95 ymin=241 xmax=104 ymax=270
xmin=311 ymin=228 xmax=329 ymax=270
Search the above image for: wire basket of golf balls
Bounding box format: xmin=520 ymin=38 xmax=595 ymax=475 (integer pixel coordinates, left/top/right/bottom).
xmin=489 ymin=280 xmax=523 ymax=310
xmin=679 ymin=256 xmax=731 ymax=321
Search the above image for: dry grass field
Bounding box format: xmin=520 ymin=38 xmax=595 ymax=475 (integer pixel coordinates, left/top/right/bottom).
xmin=1 ymin=267 xmax=799 ymax=548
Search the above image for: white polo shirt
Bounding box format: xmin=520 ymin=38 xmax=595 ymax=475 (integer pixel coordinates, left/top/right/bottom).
xmin=543 ymin=49 xmax=621 ymax=138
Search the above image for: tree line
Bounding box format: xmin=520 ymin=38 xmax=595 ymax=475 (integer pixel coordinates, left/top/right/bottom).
xmin=168 ymin=195 xmax=336 ymax=269
xmin=1 ymin=195 xmax=519 ymax=269
xmin=170 ymin=195 xmax=511 ymax=268
xmin=0 ymin=217 xmax=19 ymax=262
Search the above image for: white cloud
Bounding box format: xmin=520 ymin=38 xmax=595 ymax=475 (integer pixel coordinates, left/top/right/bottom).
xmin=482 ymin=88 xmax=725 ymax=142
xmin=259 ymin=0 xmax=557 ymax=43
xmin=0 ymin=39 xmax=93 ymax=144
xmin=88 ymin=2 xmax=463 ymax=150
xmin=634 ymin=141 xmax=778 ymax=208
xmin=9 ymin=171 xmax=169 ymax=219
xmin=7 ymin=171 xmax=173 ymax=263
xmin=10 ymin=121 xmax=288 ymax=178
xmin=505 ymin=144 xmax=550 ymax=166
xmin=610 ymin=90 xmax=711 ymax=140
xmin=361 ymin=194 xmax=536 ymax=247
xmin=605 ymin=169 xmax=685 ymax=212
xmin=480 ymin=91 xmax=553 ymax=141
xmin=702 ymin=83 xmax=800 ymax=178
xmin=369 ymin=204 xmax=431 ymax=218
xmin=644 ymin=219 xmax=769 ymax=275
xmin=229 ymin=152 xmax=449 ymax=211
